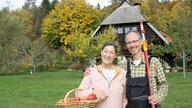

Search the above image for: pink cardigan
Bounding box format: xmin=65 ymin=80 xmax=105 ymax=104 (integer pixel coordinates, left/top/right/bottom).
xmin=77 ymin=66 xmax=127 ymax=108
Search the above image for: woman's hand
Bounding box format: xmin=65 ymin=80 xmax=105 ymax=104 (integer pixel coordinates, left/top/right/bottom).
xmin=93 ymin=89 xmax=108 ymax=100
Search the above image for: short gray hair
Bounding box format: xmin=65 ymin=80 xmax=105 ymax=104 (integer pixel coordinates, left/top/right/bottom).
xmin=125 ymin=30 xmax=142 ymax=42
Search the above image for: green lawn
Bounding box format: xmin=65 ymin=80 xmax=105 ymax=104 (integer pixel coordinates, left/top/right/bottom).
xmin=0 ymin=70 xmax=191 ymax=108
xmin=162 ymin=72 xmax=192 ymax=108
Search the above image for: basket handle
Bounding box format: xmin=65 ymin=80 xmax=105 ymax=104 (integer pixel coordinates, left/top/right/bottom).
xmin=64 ymin=88 xmax=84 ymax=103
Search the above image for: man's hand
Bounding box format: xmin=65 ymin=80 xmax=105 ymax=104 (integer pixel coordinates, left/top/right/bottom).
xmin=148 ymin=95 xmax=158 ymax=105
xmin=84 ymin=67 xmax=91 ymax=76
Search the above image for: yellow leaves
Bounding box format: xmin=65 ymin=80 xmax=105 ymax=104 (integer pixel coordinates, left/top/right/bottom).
xmin=42 ymin=0 xmax=100 ymax=49
xmin=74 ymin=49 xmax=86 ymax=58
xmin=13 ymin=9 xmax=33 ymax=38
xmin=59 ymin=26 xmax=65 ymax=31
xmin=63 ymin=46 xmax=73 ymax=55
xmin=170 ymin=1 xmax=191 ymax=20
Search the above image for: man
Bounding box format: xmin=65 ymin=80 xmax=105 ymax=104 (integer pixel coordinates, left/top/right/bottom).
xmin=125 ymin=30 xmax=168 ymax=108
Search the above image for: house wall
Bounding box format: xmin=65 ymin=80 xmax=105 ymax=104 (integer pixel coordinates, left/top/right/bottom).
xmin=98 ymin=23 xmax=164 ymax=56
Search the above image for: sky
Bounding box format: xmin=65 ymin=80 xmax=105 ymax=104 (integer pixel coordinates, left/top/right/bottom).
xmin=0 ymin=0 xmax=111 ymax=10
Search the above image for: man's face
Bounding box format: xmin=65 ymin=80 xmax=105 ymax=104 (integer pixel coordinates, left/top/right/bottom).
xmin=125 ymin=32 xmax=142 ymax=56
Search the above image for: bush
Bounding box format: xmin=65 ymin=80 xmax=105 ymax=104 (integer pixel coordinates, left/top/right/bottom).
xmin=70 ymin=58 xmax=90 ymax=71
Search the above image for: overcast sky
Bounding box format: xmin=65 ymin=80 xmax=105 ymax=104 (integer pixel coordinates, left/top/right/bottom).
xmin=0 ymin=0 xmax=111 ymax=10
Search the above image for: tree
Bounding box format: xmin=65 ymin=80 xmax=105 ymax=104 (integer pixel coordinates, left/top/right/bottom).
xmin=13 ymin=1 xmax=57 ymax=75
xmin=51 ymin=0 xmax=59 ymax=9
xmin=67 ymin=26 xmax=118 ymax=58
xmin=0 ymin=9 xmax=27 ymax=72
xmin=42 ymin=0 xmax=100 ymax=49
xmin=21 ymin=0 xmax=40 ymax=41
xmin=22 ymin=0 xmax=53 ymax=40
xmin=29 ymin=37 xmax=55 ymax=78
xmin=64 ymin=26 xmax=118 ymax=69
xmin=130 ymin=1 xmax=192 ymax=76
xmin=28 ymin=0 xmax=53 ymax=40
xmin=167 ymin=1 xmax=192 ymax=78
xmin=96 ymin=3 xmax=101 ymax=10
xmin=14 ymin=9 xmax=34 ymax=40
xmin=22 ymin=0 xmax=36 ymax=10
xmin=100 ymin=3 xmax=120 ymax=21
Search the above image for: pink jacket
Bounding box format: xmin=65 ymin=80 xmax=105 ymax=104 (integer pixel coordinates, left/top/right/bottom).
xmin=77 ymin=66 xmax=127 ymax=108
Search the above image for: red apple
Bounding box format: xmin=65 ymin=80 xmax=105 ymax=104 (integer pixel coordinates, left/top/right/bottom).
xmin=73 ymin=96 xmax=81 ymax=101
xmin=86 ymin=94 xmax=96 ymax=100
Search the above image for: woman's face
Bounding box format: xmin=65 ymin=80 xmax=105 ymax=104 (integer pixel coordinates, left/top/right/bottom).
xmin=101 ymin=45 xmax=116 ymax=65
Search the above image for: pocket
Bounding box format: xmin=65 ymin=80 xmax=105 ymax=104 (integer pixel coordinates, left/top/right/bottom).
xmin=126 ymin=77 xmax=149 ymax=98
xmin=127 ymin=77 xmax=148 ymax=87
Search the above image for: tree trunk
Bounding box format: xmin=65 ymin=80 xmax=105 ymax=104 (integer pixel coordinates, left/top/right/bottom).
xmin=32 ymin=55 xmax=36 ymax=79
xmin=182 ymin=50 xmax=186 ymax=78
xmin=32 ymin=65 xmax=36 ymax=79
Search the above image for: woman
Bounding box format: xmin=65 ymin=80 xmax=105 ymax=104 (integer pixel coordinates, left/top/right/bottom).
xmin=76 ymin=42 xmax=127 ymax=108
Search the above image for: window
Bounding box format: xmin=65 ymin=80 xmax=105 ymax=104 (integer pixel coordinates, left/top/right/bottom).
xmin=118 ymin=28 xmax=123 ymax=34
xmin=125 ymin=27 xmax=130 ymax=33
xmin=132 ymin=27 xmax=137 ymax=31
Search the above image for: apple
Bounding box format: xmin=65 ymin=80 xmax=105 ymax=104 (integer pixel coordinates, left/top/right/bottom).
xmin=73 ymin=96 xmax=81 ymax=101
xmin=86 ymin=94 xmax=96 ymax=100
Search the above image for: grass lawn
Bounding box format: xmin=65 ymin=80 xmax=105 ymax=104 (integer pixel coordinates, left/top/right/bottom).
xmin=0 ymin=70 xmax=192 ymax=108
xmin=162 ymin=72 xmax=192 ymax=108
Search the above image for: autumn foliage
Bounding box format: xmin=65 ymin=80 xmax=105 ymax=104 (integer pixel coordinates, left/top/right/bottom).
xmin=42 ymin=0 xmax=100 ymax=49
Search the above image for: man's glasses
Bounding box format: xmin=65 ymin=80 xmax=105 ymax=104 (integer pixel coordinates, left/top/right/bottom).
xmin=125 ymin=39 xmax=140 ymax=46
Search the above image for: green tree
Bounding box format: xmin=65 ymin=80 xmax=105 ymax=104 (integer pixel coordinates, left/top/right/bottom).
xmin=66 ymin=26 xmax=118 ymax=59
xmin=33 ymin=0 xmax=52 ymax=39
xmin=0 ymin=9 xmax=27 ymax=72
xmin=64 ymin=26 xmax=118 ymax=69
xmin=100 ymin=3 xmax=120 ymax=21
xmin=51 ymin=0 xmax=59 ymax=9
xmin=167 ymin=1 xmax=192 ymax=78
xmin=29 ymin=37 xmax=55 ymax=78
xmin=13 ymin=1 xmax=57 ymax=75
xmin=22 ymin=0 xmax=36 ymax=10
xmin=96 ymin=3 xmax=101 ymax=10
xmin=22 ymin=0 xmax=52 ymax=40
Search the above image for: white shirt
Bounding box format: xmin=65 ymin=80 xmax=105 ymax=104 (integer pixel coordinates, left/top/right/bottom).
xmin=102 ymin=68 xmax=116 ymax=82
xmin=133 ymin=58 xmax=142 ymax=66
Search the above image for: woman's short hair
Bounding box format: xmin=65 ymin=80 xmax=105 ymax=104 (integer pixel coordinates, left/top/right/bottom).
xmin=102 ymin=42 xmax=118 ymax=53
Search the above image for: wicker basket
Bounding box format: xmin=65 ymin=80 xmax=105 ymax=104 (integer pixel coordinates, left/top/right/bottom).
xmin=56 ymin=88 xmax=101 ymax=108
